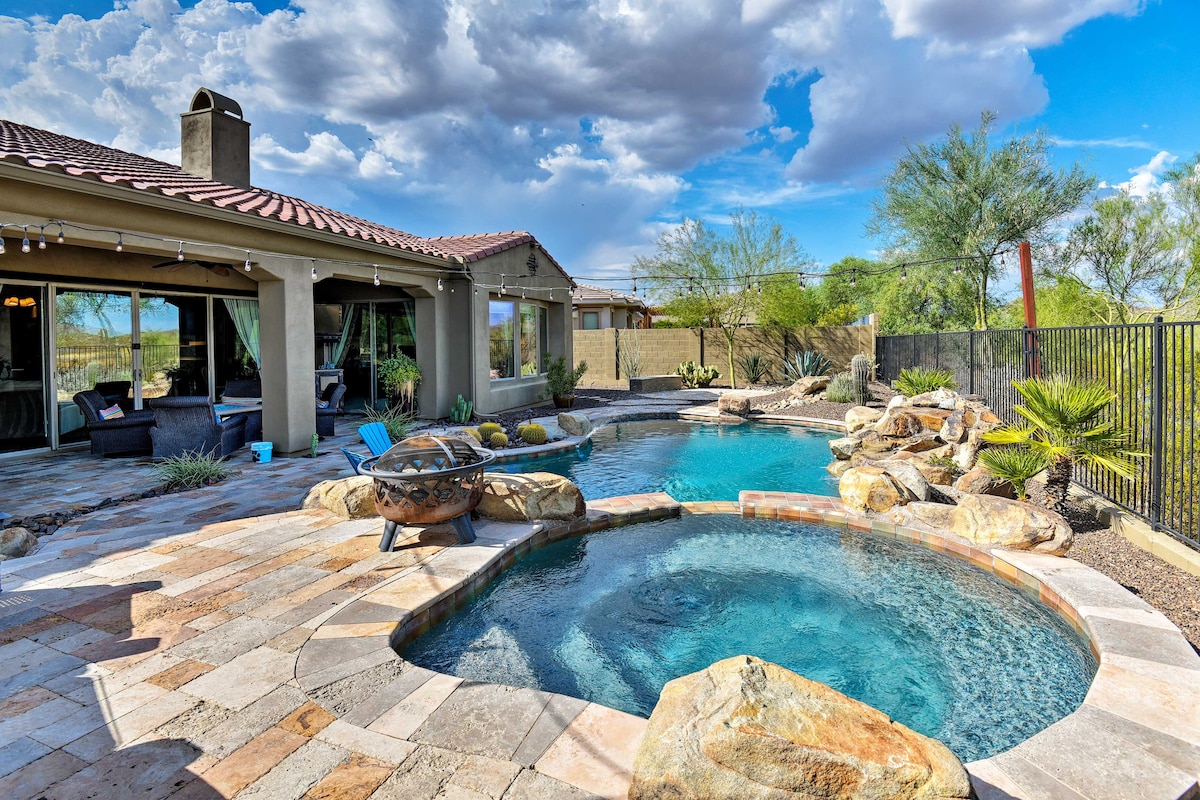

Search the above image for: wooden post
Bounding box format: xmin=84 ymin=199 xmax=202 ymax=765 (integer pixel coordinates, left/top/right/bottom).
xmin=1019 ymin=241 xmax=1042 ymax=377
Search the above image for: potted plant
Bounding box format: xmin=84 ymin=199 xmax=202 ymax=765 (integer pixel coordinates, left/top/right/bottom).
xmin=542 ymin=354 xmax=587 ymax=408
xmin=377 ymin=353 xmax=422 ymax=412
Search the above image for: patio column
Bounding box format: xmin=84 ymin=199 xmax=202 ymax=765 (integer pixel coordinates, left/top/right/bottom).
xmin=257 ymin=257 xmax=315 ymax=453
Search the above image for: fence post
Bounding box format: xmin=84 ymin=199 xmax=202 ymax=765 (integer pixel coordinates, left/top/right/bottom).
xmin=1150 ymin=316 xmax=1165 ymax=530
xmin=968 ymin=330 xmax=976 ymax=395
xmin=935 ymin=331 xmax=940 ymax=368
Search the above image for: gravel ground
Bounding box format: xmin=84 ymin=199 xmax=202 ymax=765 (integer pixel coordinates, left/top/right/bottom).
xmin=748 ymin=381 xmax=899 ymax=420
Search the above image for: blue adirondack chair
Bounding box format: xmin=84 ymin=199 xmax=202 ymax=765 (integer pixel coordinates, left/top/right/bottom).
xmin=341 ymin=422 xmax=393 ymax=474
xmin=340 ymin=447 xmax=368 ymax=474
xmin=359 ymin=422 xmax=392 ymax=456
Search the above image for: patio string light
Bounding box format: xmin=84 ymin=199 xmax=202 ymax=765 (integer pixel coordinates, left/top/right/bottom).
xmin=0 ymin=217 xmax=1017 ymax=301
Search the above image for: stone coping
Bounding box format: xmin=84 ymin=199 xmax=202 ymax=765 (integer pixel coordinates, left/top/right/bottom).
xmin=296 ymin=491 xmax=1200 ymax=800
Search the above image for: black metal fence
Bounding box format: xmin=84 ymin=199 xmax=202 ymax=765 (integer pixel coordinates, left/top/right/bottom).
xmin=877 ymin=319 xmax=1200 ymax=550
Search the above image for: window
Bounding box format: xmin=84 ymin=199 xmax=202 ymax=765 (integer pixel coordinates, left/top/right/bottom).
xmin=491 ymin=300 xmax=548 ymax=381
xmin=489 ymin=301 xmax=515 ymax=379
xmin=582 ymin=311 xmax=600 ymax=330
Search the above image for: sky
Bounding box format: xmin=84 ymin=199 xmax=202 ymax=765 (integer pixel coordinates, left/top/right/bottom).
xmin=1 ymin=0 xmax=1196 ymax=300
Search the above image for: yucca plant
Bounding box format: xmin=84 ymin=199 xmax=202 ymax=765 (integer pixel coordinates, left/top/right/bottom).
xmin=156 ymin=450 xmax=231 ymax=491
xmin=893 ymin=366 xmax=958 ymax=397
xmin=976 ymin=447 xmax=1050 ymax=501
xmin=362 ymin=403 xmax=416 ymax=442
xmin=982 ymin=376 xmax=1143 ymax=509
xmin=782 ymin=350 xmax=832 ymax=381
xmin=736 ymin=353 xmax=773 ymax=384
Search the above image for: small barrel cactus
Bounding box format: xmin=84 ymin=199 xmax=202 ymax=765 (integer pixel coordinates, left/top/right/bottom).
xmin=520 ymin=423 xmax=547 ymax=445
xmin=489 ymin=431 xmax=509 ymax=448
xmin=478 ymin=422 xmax=503 ymax=438
xmin=850 ymin=354 xmax=872 ymax=406
xmin=462 ymin=427 xmax=482 ymax=442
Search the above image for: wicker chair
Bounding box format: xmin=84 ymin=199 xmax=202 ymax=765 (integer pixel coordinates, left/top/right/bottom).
xmin=148 ymin=396 xmax=247 ymax=460
xmin=73 ymin=390 xmax=154 ymax=456
xmin=93 ymin=380 xmax=134 ymax=411
xmin=221 ymin=378 xmax=261 ymax=399
xmin=316 ymin=383 xmax=347 ymax=438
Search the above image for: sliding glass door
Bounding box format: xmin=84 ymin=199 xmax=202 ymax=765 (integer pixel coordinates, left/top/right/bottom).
xmin=0 ymin=284 xmax=47 ymax=453
xmin=54 ymin=289 xmax=135 ymax=444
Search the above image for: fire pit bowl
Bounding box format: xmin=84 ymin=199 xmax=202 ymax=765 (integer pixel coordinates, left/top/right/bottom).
xmin=359 ymin=435 xmax=495 ymax=550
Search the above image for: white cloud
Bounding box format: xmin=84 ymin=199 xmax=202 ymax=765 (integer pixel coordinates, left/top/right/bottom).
xmin=1117 ymin=150 xmax=1176 ymax=198
xmin=1053 ymin=136 xmax=1154 ymax=149
xmin=0 ymin=0 xmax=1156 ymax=270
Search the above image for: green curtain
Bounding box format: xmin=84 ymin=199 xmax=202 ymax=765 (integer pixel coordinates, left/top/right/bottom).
xmin=331 ymin=304 xmax=357 ymax=367
xmin=223 ymin=298 xmax=260 ymax=368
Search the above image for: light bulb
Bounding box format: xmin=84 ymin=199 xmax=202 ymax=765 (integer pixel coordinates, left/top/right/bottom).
xmin=900 ymin=266 xmax=907 ymax=281
xmin=178 ymin=241 xmax=185 ymax=261
xmin=548 ymin=289 xmax=553 ymax=299
xmin=244 ymin=252 xmax=252 ymax=272
xmin=56 ymin=228 xmax=64 ymax=244
xmin=437 ymin=278 xmax=444 ymax=291
xmin=38 ymin=232 xmax=46 ymax=249
xmin=115 ymin=234 xmax=123 ymax=253
xmin=311 ymin=265 xmax=317 ymax=280
xmin=0 ymin=239 xmax=6 ymax=256
xmin=521 ymin=288 xmax=526 ymax=299
xmin=21 ymin=228 xmax=30 ymax=253
xmin=953 ymin=262 xmax=962 ymax=275
xmin=849 ymin=273 xmax=856 ymax=288
xmin=373 ymin=272 xmax=380 ymax=287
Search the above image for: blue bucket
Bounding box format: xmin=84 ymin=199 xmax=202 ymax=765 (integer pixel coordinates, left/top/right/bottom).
xmin=250 ymin=441 xmax=273 ymax=463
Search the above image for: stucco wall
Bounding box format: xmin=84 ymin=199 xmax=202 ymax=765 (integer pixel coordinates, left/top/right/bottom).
xmin=575 ymin=325 xmax=875 ymax=387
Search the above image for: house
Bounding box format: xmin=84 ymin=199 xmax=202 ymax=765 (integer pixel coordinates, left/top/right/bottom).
xmin=0 ymin=88 xmax=574 ymax=457
xmin=571 ymin=283 xmax=647 ymax=330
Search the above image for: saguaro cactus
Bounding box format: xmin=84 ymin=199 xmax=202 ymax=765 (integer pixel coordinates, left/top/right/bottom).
xmin=851 ymin=354 xmax=872 ymax=406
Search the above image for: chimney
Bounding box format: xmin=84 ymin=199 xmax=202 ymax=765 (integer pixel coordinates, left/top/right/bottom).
xmin=181 ymin=88 xmax=251 ymax=189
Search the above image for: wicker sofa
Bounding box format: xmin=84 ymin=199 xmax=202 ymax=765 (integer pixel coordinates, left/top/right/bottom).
xmin=148 ymin=396 xmax=247 ymax=460
xmin=315 ymin=382 xmax=347 ymax=438
xmin=73 ymin=390 xmax=154 ymax=456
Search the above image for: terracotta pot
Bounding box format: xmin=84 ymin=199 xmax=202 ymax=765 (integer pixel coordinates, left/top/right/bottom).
xmin=553 ymin=393 xmax=575 ymax=408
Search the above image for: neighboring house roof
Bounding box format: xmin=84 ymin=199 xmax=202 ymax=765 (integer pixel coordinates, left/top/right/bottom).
xmin=571 ymin=283 xmax=646 ymax=308
xmin=0 ymin=118 xmax=561 ymax=270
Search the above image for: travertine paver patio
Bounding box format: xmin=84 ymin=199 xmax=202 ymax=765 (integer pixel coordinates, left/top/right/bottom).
xmin=3 ymin=400 xmax=1197 ymax=798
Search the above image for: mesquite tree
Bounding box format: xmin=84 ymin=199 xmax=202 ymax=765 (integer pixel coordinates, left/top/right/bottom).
xmin=869 ymin=111 xmax=1092 ymax=330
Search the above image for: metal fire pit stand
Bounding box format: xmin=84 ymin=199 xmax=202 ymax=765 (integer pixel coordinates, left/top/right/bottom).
xmin=359 ymin=437 xmax=495 ymax=552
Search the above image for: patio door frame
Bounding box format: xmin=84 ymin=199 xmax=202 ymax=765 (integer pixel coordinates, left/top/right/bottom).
xmin=0 ymin=278 xmax=51 ymax=457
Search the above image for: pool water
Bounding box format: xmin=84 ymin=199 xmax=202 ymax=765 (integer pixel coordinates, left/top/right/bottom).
xmin=501 ymin=418 xmax=839 ymax=501
xmin=403 ymin=515 xmax=1096 ymax=761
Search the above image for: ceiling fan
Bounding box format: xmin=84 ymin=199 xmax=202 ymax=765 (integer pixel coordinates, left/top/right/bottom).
xmin=151 ymin=259 xmax=231 ymax=277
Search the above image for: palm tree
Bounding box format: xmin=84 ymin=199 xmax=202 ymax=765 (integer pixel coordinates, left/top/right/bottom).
xmin=982 ymin=376 xmax=1142 ymax=509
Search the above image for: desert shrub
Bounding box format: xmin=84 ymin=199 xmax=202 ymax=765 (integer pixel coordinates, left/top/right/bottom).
xmin=894 ymin=366 xmax=958 ymax=397
xmin=156 ymin=450 xmax=231 ymax=491
xmin=977 ymin=446 xmax=1050 ymax=501
xmin=824 ymin=372 xmax=856 ymax=404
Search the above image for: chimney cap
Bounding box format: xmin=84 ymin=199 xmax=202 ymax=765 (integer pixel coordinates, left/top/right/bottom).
xmin=187 ymin=87 xmax=244 ymax=119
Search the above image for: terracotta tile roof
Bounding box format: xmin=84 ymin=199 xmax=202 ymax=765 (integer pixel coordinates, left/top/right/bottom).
xmin=572 ymin=283 xmax=646 ymax=307
xmin=0 ymin=118 xmax=560 ymax=269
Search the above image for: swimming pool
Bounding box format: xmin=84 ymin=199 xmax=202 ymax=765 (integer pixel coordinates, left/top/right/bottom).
xmin=402 ymin=514 xmax=1095 ymax=762
xmin=501 ymin=418 xmax=839 ymax=501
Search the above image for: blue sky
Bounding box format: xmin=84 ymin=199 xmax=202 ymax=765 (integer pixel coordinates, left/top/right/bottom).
xmin=1 ymin=1 xmax=1195 ymax=302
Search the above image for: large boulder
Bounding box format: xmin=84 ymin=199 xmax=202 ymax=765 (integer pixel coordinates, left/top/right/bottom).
xmin=877 ymin=460 xmax=932 ymax=502
xmin=840 ymin=466 xmax=905 ymax=513
xmin=790 ymin=375 xmax=830 ymax=396
xmin=952 ymin=429 xmax=983 ymax=472
xmin=845 ymin=406 xmax=883 ymax=433
xmin=717 ymin=393 xmax=752 ymax=417
xmin=829 ymin=437 xmax=861 ymax=460
xmin=911 ymin=459 xmax=955 ymax=487
xmin=826 ymin=460 xmax=852 ymax=478
xmin=557 ymin=412 xmax=593 ymax=438
xmin=939 ymin=411 xmax=968 ymax=444
xmin=893 ymin=493 xmax=1073 ymax=556
xmin=629 ymin=655 xmax=972 ymax=800
xmin=300 ymin=476 xmax=378 ymax=519
xmin=477 ymin=472 xmax=585 ymax=521
xmin=906 ymin=389 xmax=959 ymax=409
xmin=0 ymin=526 xmax=37 ymax=560
xmin=954 ymin=466 xmax=1015 ymax=499
xmin=878 ymin=411 xmax=926 ymax=439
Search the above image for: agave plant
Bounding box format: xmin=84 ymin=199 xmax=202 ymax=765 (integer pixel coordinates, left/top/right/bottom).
xmin=737 ymin=353 xmax=773 ymax=384
xmin=782 ymin=350 xmax=832 ymax=381
xmin=982 ymin=376 xmax=1143 ymax=509
xmin=976 ymin=447 xmax=1050 ymax=501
